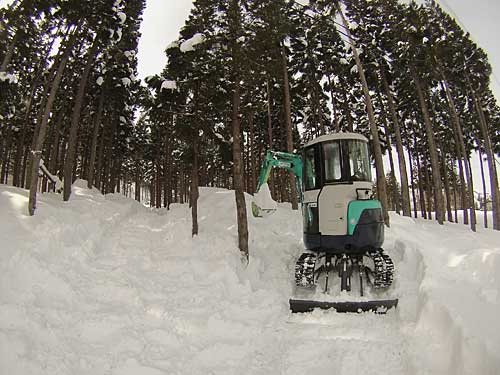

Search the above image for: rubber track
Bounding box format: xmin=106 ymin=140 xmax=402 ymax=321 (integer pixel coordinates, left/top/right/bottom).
xmin=294 ymin=253 xmax=317 ymax=288
xmin=369 ymin=248 xmax=395 ymax=288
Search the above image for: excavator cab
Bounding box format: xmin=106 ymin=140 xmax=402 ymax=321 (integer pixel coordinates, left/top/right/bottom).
xmin=252 ymin=132 xmax=398 ymax=313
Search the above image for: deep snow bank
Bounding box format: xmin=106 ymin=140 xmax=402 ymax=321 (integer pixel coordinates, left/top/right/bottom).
xmin=1 ymin=182 xmax=499 ymax=375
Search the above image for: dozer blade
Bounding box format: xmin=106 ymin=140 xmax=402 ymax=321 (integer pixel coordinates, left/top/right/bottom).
xmin=289 ymin=298 xmax=398 ymax=314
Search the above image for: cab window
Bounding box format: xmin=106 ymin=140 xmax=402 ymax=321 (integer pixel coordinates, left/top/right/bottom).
xmin=323 ymin=141 xmax=342 ymax=181
xmin=304 ymin=146 xmax=318 ymax=190
xmin=348 ymin=140 xmax=372 ymax=181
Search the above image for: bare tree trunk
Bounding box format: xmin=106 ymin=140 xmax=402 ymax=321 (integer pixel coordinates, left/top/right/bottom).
xmin=230 ymin=0 xmax=249 ymax=263
xmin=95 ymin=117 xmax=106 ymax=191
xmin=439 ymin=76 xmax=475 ymax=230
xmin=88 ymin=88 xmax=105 ymax=189
xmin=337 ymin=4 xmax=389 ymax=226
xmin=381 ymin=111 xmax=399 ymax=213
xmin=479 ymin=149 xmax=488 ymax=228
xmin=380 ymin=65 xmax=411 ymax=216
xmin=248 ymin=110 xmax=256 ymax=193
xmin=64 ymin=36 xmax=99 ymax=200
xmin=327 ymin=74 xmax=340 ymax=131
xmin=0 ymin=29 xmax=19 ymax=73
xmin=28 ymin=28 xmax=78 ymax=215
xmin=411 ymin=65 xmax=444 ymax=224
xmin=451 ymin=159 xmax=458 ymax=223
xmin=414 ymin=135 xmax=427 ymax=219
xmin=191 ymin=130 xmax=199 ymax=236
xmin=407 ymin=149 xmax=418 ymax=218
xmin=470 ymin=86 xmax=500 ymax=230
xmin=466 ymin=156 xmax=477 ymax=231
xmin=281 ymin=44 xmax=298 ymax=210
xmin=441 ymin=152 xmax=453 ymax=222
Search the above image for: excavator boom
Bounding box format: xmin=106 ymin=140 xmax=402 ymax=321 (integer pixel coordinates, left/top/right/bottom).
xmin=252 ymin=151 xmax=303 ymax=217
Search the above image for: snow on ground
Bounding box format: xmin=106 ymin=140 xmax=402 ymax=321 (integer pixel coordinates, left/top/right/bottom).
xmin=1 ymin=181 xmax=500 ymax=375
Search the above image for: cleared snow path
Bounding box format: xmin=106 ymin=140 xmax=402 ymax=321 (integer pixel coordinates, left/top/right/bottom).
xmin=1 ymin=182 xmax=499 ymax=375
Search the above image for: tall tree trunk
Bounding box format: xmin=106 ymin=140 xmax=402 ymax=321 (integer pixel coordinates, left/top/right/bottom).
xmin=327 ymin=74 xmax=340 ymax=131
xmin=469 ymin=85 xmax=500 ymax=230
xmin=479 ymin=149 xmax=488 ymax=228
xmin=27 ymin=28 xmax=78 ymax=216
xmin=191 ymin=130 xmax=199 ymax=236
xmin=281 ymin=44 xmax=298 ymax=210
xmin=0 ymin=29 xmax=19 ymax=73
xmin=407 ymin=149 xmax=418 ymax=218
xmin=88 ymin=88 xmax=105 ymax=189
xmin=414 ymin=134 xmax=427 ymax=219
xmin=248 ymin=110 xmax=256 ymax=193
xmin=439 ymin=76 xmax=475 ymax=230
xmin=380 ymin=65 xmax=411 ymax=216
xmin=441 ymin=152 xmax=453 ymax=223
xmin=95 ymin=116 xmax=106 ymax=191
xmin=451 ymin=159 xmax=458 ymax=223
xmin=464 ymin=156 xmax=477 ymax=230
xmin=337 ymin=4 xmax=389 ymax=225
xmin=64 ymin=36 xmax=99 ymax=200
xmin=410 ymin=65 xmax=444 ymax=224
xmin=230 ymin=0 xmax=249 ymax=263
xmin=266 ymin=78 xmax=277 ymax=198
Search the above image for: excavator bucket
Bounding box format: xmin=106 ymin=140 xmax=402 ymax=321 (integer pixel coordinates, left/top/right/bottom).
xmin=289 ymin=298 xmax=398 ymax=314
xmin=251 ymin=201 xmax=276 ymax=218
xmin=252 ymin=183 xmax=277 ymax=218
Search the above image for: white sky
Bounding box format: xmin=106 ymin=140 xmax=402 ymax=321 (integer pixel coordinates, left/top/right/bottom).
xmin=137 ymin=0 xmax=194 ymax=79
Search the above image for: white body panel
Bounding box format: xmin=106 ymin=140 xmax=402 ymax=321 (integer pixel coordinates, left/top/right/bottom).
xmin=303 ymin=182 xmax=373 ymax=236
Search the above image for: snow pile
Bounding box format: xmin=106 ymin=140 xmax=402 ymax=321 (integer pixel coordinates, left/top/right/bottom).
xmin=180 ymin=33 xmax=205 ymax=52
xmin=1 ymin=182 xmax=500 ymax=375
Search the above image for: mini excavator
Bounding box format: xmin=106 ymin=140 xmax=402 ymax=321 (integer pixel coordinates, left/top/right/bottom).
xmin=252 ymin=132 xmax=398 ymax=314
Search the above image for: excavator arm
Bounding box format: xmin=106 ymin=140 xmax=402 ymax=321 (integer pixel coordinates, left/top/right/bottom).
xmin=252 ymin=150 xmax=303 ymax=217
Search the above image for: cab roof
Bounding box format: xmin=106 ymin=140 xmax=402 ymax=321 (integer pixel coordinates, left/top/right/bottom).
xmin=303 ymin=132 xmax=369 ymax=148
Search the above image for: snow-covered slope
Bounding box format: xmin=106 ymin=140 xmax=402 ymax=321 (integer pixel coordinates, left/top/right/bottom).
xmin=1 ymin=182 xmax=499 ymax=375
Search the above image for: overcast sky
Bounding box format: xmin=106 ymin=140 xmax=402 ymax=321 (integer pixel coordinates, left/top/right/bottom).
xmin=137 ymin=0 xmax=500 ymax=99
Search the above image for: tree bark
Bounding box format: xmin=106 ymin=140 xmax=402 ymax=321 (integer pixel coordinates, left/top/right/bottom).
xmin=88 ymin=88 xmax=105 ymax=189
xmin=64 ymin=36 xmax=99 ymax=200
xmin=281 ymin=44 xmax=299 ymax=210
xmin=248 ymin=110 xmax=256 ymax=193
xmin=470 ymin=85 xmax=500 ymax=230
xmin=191 ymin=130 xmax=199 ymax=236
xmin=410 ymin=65 xmax=444 ymax=224
xmin=0 ymin=29 xmax=19 ymax=73
xmin=479 ymin=149 xmax=488 ymax=228
xmin=230 ymin=0 xmax=249 ymax=263
xmin=439 ymin=76 xmax=475 ymax=230
xmin=380 ymin=65 xmax=411 ymax=216
xmin=28 ymin=28 xmax=78 ymax=216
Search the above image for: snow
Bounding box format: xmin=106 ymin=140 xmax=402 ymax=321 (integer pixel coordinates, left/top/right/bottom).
xmin=96 ymin=76 xmax=104 ymax=86
xmin=124 ymin=50 xmax=135 ymax=60
xmin=121 ymin=77 xmax=131 ymax=87
xmin=180 ymin=33 xmax=205 ymax=53
xmin=160 ymin=80 xmax=177 ymax=91
xmin=0 ymin=71 xmax=17 ymax=83
xmin=116 ymin=11 xmax=126 ymax=24
xmin=1 ymin=182 xmax=500 ymax=374
xmin=166 ymin=41 xmax=179 ymax=50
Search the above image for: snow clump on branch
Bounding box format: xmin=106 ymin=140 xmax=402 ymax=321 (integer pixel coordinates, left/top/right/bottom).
xmin=180 ymin=33 xmax=205 ymax=53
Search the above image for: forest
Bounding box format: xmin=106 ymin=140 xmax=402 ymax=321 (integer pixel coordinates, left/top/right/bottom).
xmin=1 ymin=0 xmax=499 ymax=260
